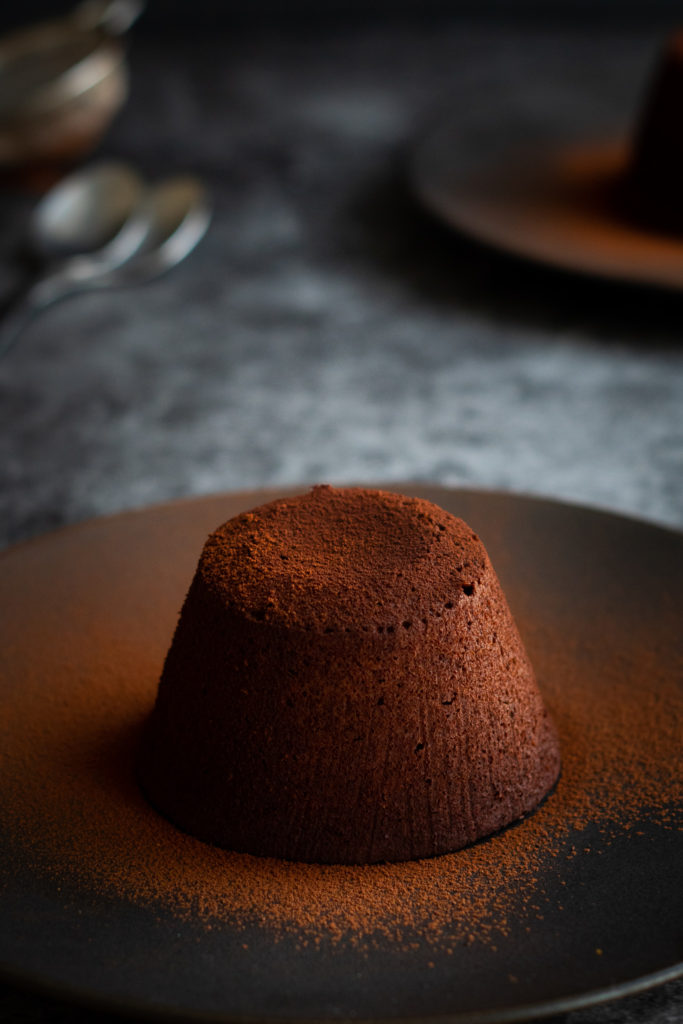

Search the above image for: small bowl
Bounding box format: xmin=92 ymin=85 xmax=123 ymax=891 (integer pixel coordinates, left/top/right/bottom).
xmin=0 ymin=14 xmax=130 ymax=166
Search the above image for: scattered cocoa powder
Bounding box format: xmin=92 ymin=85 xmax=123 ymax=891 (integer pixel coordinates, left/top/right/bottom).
xmin=0 ymin=495 xmax=681 ymax=953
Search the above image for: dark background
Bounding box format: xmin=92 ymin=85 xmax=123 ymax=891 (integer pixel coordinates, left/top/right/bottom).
xmin=2 ymin=0 xmax=683 ymax=32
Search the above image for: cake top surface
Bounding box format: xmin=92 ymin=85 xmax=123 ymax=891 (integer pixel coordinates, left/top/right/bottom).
xmin=198 ymin=485 xmax=488 ymax=633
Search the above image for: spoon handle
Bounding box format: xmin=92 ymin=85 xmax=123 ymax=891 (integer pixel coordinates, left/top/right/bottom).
xmin=0 ymin=270 xmax=91 ymax=358
xmin=0 ymin=285 xmax=44 ymax=359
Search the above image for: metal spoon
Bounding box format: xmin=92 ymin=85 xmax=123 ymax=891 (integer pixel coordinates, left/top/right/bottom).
xmin=0 ymin=161 xmax=147 ymax=354
xmin=93 ymin=175 xmax=211 ymax=287
xmin=0 ymin=170 xmax=211 ymax=357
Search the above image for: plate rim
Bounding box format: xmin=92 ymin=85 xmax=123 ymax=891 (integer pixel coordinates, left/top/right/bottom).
xmin=409 ymin=109 xmax=683 ymax=292
xmin=2 ymin=959 xmax=682 ymax=1024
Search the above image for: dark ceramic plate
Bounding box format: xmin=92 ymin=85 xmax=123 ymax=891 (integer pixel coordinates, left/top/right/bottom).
xmin=1 ymin=486 xmax=682 ymax=1022
xmin=410 ymin=112 xmax=683 ymax=291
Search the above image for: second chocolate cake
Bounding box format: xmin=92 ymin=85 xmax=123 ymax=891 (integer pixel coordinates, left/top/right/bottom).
xmin=625 ymin=30 xmax=683 ymax=233
xmin=138 ymin=485 xmax=560 ymax=864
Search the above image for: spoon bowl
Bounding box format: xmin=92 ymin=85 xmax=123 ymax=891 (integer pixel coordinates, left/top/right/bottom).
xmin=30 ymin=160 xmax=144 ymax=259
xmin=113 ymin=176 xmax=211 ymax=282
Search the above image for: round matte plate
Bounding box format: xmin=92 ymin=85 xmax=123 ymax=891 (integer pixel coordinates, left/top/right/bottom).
xmin=411 ymin=112 xmax=683 ymax=291
xmin=0 ymin=487 xmax=682 ymax=1022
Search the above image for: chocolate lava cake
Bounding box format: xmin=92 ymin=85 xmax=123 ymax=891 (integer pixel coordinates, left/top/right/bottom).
xmin=138 ymin=486 xmax=560 ymax=864
xmin=626 ymin=30 xmax=683 ymax=232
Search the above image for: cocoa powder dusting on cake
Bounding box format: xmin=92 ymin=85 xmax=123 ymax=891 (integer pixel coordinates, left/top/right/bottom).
xmin=0 ymin=500 xmax=681 ymax=953
xmin=138 ymin=488 xmax=560 ymax=865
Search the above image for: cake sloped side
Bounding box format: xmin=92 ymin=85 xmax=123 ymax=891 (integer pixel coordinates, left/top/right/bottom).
xmin=138 ymin=486 xmax=560 ymax=864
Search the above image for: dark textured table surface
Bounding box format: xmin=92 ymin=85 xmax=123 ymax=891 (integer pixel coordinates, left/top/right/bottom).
xmin=1 ymin=16 xmax=682 ymax=1024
